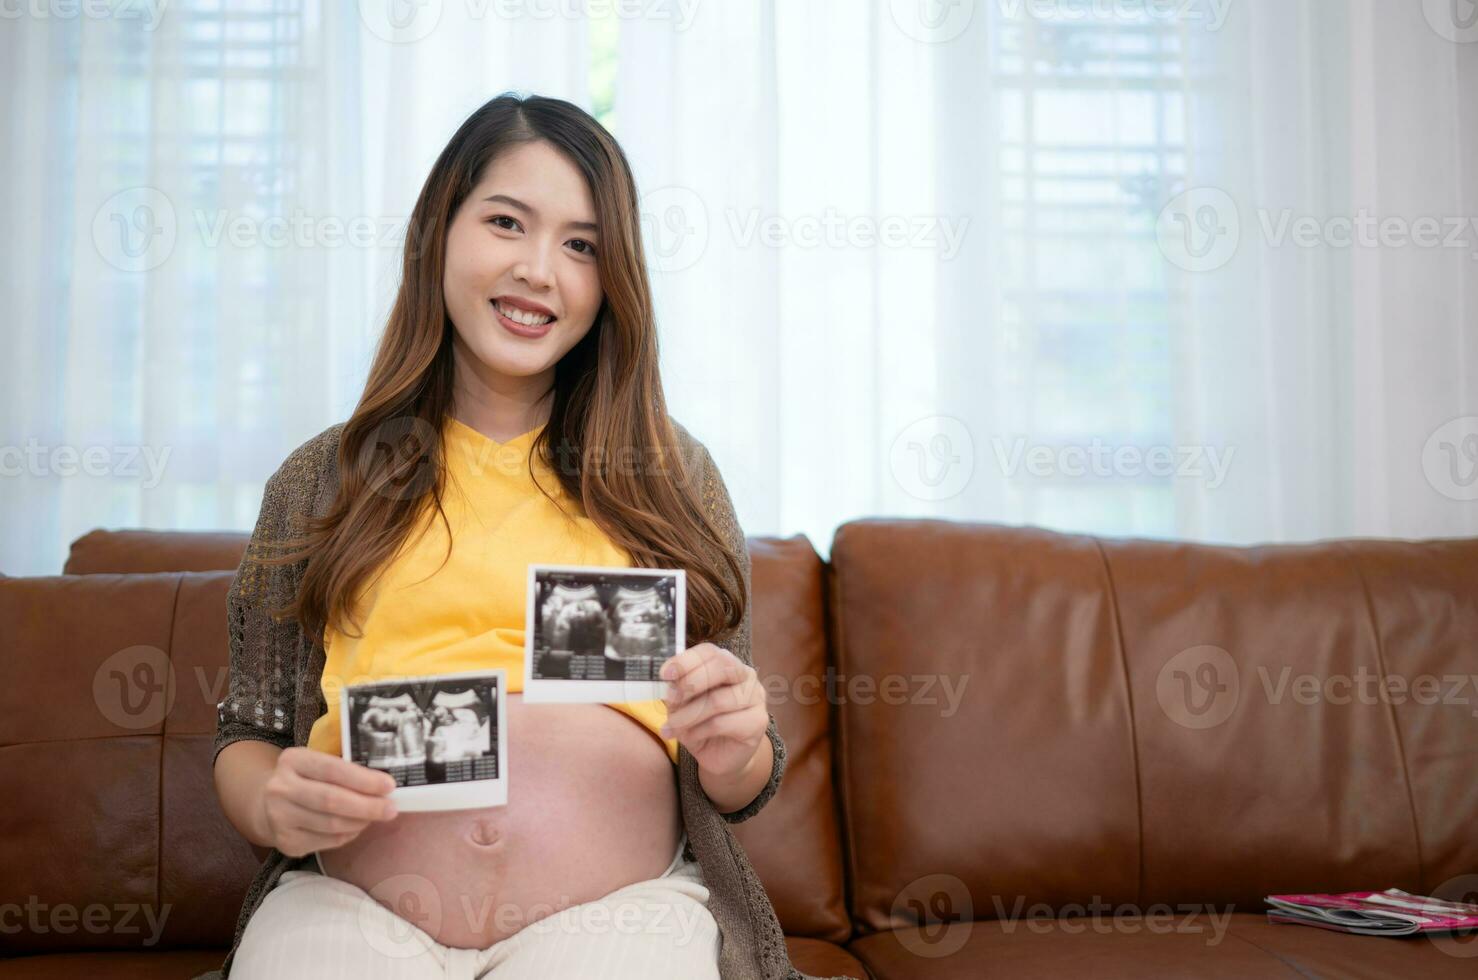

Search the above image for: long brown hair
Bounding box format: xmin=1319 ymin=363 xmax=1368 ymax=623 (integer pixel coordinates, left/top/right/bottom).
xmin=260 ymin=93 xmax=744 ymax=650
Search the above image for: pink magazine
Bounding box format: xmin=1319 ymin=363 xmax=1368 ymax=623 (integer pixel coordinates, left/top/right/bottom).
xmin=1265 ymin=889 xmax=1478 ymax=937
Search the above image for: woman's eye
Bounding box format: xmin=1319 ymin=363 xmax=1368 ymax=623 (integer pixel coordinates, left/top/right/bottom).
xmin=569 ymin=239 xmax=597 ymax=256
xmin=488 ymin=215 xmax=520 ymax=231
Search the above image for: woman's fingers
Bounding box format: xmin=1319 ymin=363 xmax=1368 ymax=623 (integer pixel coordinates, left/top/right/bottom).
xmin=284 ymin=771 xmax=399 ymax=822
xmin=279 ymin=798 xmax=375 ymax=837
xmin=662 ymin=643 xmax=750 ymax=707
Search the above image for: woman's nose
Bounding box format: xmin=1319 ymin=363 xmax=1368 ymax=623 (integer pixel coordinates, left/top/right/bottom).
xmin=514 ymin=244 xmax=555 ymax=290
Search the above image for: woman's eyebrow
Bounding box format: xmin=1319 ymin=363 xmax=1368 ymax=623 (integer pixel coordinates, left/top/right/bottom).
xmin=482 ymin=193 xmax=598 ymax=234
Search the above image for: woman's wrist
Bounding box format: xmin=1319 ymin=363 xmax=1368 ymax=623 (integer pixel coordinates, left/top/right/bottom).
xmin=697 ymin=733 xmax=773 ymax=814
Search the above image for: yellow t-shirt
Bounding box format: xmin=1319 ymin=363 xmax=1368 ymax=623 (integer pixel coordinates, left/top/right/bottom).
xmin=306 ymin=414 xmax=679 ymax=764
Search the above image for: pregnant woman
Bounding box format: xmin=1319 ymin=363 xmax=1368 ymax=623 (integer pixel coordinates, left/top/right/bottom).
xmin=202 ymin=94 xmax=842 ymax=980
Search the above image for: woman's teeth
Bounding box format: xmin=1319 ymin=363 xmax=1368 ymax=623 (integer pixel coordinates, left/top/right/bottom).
xmin=494 ymin=300 xmax=554 ymax=326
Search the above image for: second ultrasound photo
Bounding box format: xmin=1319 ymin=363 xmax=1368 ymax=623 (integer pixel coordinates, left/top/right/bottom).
xmin=523 ymin=564 xmax=686 ymax=704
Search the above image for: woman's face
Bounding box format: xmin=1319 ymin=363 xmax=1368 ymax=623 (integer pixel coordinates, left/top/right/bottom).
xmin=442 ymin=140 xmax=603 ymax=389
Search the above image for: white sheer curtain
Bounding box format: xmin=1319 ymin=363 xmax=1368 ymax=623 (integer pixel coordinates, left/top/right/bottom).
xmin=2 ymin=1 xmax=1474 ymax=576
xmin=1 ymin=3 xmax=588 ymax=575
xmin=617 ymin=0 xmax=1477 ymax=555
xmin=1169 ymin=0 xmax=1478 ymax=542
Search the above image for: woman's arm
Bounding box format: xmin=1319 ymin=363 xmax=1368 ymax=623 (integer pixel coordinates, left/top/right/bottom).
xmin=211 ymin=430 xmax=397 ymax=856
xmin=215 ymin=739 xmax=282 ymax=846
xmin=212 ymin=437 xmax=322 ymax=768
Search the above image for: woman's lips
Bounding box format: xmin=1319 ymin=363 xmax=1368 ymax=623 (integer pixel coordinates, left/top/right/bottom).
xmin=492 ymin=300 xmax=555 ymax=338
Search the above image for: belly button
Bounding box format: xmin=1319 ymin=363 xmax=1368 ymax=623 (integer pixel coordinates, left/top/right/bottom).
xmin=467 ymin=819 xmax=502 ymax=848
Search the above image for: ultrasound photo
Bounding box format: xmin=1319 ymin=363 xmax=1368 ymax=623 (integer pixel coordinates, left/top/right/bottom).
xmin=523 ymin=564 xmax=686 ymax=704
xmin=339 ymin=670 xmax=508 ymax=812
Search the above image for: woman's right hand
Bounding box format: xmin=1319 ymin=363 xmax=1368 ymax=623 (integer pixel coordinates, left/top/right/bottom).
xmin=257 ymin=746 xmax=400 ymax=857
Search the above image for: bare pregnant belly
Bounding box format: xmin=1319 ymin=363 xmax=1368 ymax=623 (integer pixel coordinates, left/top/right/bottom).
xmin=317 ymin=693 xmax=682 ymax=948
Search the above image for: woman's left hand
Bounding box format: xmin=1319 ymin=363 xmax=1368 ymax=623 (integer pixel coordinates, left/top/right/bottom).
xmin=659 ymin=642 xmax=768 ymax=778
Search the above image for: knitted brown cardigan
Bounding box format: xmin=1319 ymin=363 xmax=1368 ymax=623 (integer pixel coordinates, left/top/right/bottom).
xmin=193 ymin=420 xmax=853 ymax=980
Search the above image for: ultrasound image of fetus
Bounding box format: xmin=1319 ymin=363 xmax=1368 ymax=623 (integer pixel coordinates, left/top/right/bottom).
xmin=357 ymin=695 xmax=427 ymax=767
xmin=543 ymin=584 xmax=607 ymax=657
xmin=607 ymin=585 xmax=669 ymax=660
xmin=426 ymin=691 xmax=490 ymax=764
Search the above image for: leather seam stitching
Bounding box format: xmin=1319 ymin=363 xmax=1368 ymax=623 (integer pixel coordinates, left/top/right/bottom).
xmin=1343 ymin=543 xmax=1427 ymax=891
xmin=1091 ymin=537 xmax=1146 ymax=907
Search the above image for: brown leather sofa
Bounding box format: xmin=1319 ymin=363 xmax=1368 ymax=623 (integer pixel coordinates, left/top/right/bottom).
xmin=2 ymin=521 xmax=1475 ymax=978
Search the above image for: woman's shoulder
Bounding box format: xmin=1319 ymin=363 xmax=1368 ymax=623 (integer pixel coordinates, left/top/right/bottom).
xmin=258 ymin=422 xmax=345 ymax=516
xmin=666 ymin=417 xmax=716 ymax=477
xmin=269 ymin=422 xmax=344 ymax=485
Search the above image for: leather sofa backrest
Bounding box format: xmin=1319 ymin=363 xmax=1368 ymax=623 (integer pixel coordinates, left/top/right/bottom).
xmin=829 ymin=519 xmax=1478 ymax=933
xmin=0 ymin=572 xmax=263 ymax=953
xmin=64 ymin=529 xmax=250 ymax=576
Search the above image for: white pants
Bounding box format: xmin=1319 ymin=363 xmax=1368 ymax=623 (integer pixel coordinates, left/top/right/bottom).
xmin=231 ymin=834 xmax=719 ymax=979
